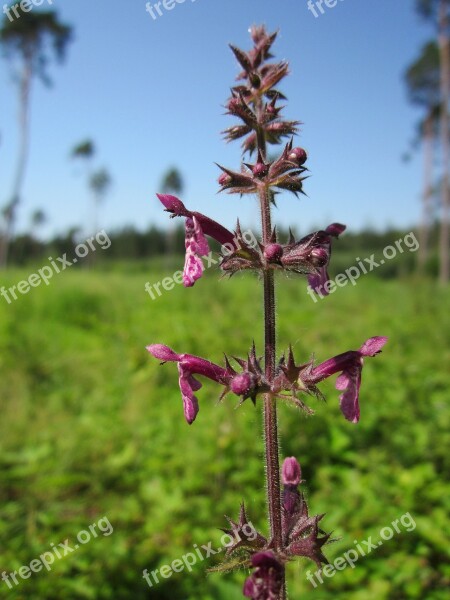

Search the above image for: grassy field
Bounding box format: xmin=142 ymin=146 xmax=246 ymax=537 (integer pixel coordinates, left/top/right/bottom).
xmin=0 ymin=265 xmax=449 ymax=599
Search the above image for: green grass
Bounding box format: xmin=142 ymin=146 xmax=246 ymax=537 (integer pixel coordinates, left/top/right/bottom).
xmin=0 ymin=266 xmax=449 ymax=599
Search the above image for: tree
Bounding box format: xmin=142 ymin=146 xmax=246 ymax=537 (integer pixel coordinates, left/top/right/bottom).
xmin=29 ymin=208 xmax=46 ymax=259
xmin=30 ymin=208 xmax=46 ymax=230
xmin=160 ymin=167 xmax=184 ymax=195
xmin=71 ymin=140 xmax=111 ymax=240
xmin=89 ymin=168 xmax=111 ymax=234
xmin=416 ymin=0 xmax=450 ymax=282
xmin=0 ymin=7 xmax=72 ymax=268
xmin=160 ymin=167 xmax=184 ymax=259
xmin=71 ymin=139 xmax=95 ymax=163
xmin=404 ymin=42 xmax=441 ymax=271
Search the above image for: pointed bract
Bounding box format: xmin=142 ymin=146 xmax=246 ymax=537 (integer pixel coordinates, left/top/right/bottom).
xmin=221 ymin=503 xmax=267 ymax=557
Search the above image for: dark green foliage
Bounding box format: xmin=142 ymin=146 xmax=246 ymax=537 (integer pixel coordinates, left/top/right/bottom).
xmin=404 ymin=41 xmax=440 ymax=109
xmin=0 ymin=7 xmax=72 ymax=85
xmin=0 ymin=271 xmax=448 ymax=598
xmin=9 ymin=224 xmax=440 ymax=279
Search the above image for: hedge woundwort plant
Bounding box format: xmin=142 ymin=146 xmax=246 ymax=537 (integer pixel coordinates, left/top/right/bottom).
xmin=147 ymin=25 xmax=387 ymax=600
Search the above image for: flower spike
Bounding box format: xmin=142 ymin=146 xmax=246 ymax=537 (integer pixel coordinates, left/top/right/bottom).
xmin=156 ymin=194 xmax=236 ymax=287
xmin=147 ymin=26 xmax=389 ymax=597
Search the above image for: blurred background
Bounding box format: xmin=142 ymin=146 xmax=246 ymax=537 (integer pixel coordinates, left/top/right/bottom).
xmin=0 ymin=0 xmax=449 ymax=598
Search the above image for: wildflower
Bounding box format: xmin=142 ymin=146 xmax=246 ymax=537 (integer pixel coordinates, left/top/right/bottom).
xmin=307 ymin=223 xmax=346 ymax=294
xmin=302 ymin=336 xmax=388 ymax=422
xmin=147 ymin=344 xmax=229 ymax=424
xmin=156 ymin=193 xmax=236 ymax=286
xmin=263 ymin=225 xmax=346 ymax=279
xmin=146 ymin=343 xmax=270 ymax=424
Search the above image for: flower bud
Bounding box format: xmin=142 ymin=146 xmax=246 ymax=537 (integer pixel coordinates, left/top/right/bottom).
xmin=264 ymin=243 xmax=283 ymax=262
xmin=252 ymin=162 xmax=269 ymax=178
xmin=218 ymin=172 xmax=232 ymax=186
xmin=231 ymin=372 xmax=257 ymax=396
xmin=288 ymin=147 xmax=307 ymax=166
xmin=227 ymin=97 xmax=241 ymax=112
xmin=146 ymin=344 xmax=179 ymax=362
xmin=282 ymin=457 xmax=302 ymax=486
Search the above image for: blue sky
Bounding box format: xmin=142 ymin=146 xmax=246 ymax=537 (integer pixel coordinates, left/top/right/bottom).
xmin=0 ymin=0 xmax=436 ymax=239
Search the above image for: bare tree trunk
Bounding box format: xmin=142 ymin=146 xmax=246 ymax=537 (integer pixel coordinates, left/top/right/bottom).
xmin=418 ymin=113 xmax=435 ymax=272
xmin=0 ymin=56 xmax=32 ymax=269
xmin=438 ymin=0 xmax=450 ymax=283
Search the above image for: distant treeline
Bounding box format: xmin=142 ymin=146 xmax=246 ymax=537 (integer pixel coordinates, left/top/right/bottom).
xmin=7 ymin=222 xmax=441 ymax=277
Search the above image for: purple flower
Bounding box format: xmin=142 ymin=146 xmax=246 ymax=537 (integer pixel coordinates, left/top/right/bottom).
xmin=147 ymin=343 xmax=269 ymax=424
xmin=304 ymin=336 xmax=388 ymax=423
xmin=243 ymin=552 xmax=284 ymax=600
xmin=156 ymin=194 xmax=236 ymax=287
xmin=262 ymin=225 xmax=346 ymax=282
xmin=147 ymin=344 xmax=229 ymax=424
xmin=306 ymin=223 xmax=346 ymax=294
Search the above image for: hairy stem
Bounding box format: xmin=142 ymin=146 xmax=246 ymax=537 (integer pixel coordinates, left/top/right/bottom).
xmin=255 ymin=93 xmax=286 ymax=598
xmin=260 ymin=185 xmax=286 ymax=600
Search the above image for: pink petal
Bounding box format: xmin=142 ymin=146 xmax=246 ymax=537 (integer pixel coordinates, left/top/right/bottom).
xmin=156 ymin=193 xmax=188 ymax=216
xmin=183 ymin=250 xmax=204 ymax=287
xmin=192 ymin=216 xmax=210 ymax=256
xmin=337 ymin=367 xmax=361 ymax=423
xmin=146 ymin=344 xmax=179 ymax=362
xmin=182 ymin=392 xmax=199 ymax=425
xmin=188 ymin=373 xmax=202 ymax=392
xmin=325 ymin=223 xmax=346 ymax=237
xmin=308 ymin=267 xmax=328 ymax=294
xmin=359 ymin=336 xmax=388 ymax=357
xmin=178 ymin=364 xmax=200 ymax=424
xmin=335 ymin=372 xmax=350 ymax=390
xmin=339 ymin=382 xmax=360 ymax=423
